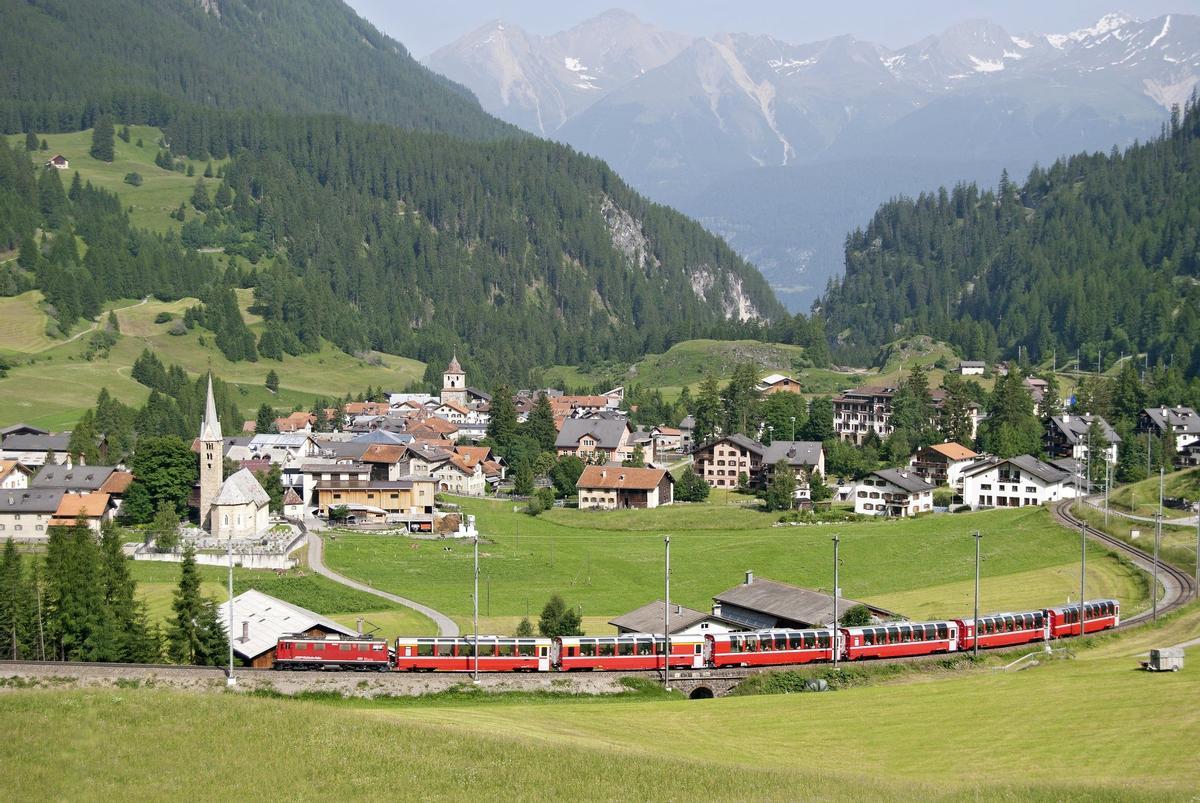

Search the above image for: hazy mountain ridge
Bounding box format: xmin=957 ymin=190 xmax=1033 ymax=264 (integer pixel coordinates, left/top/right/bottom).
xmin=429 ymin=10 xmax=1200 ymax=310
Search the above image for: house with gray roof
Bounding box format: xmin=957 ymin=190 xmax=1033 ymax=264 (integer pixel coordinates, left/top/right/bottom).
xmin=854 ymin=468 xmax=935 ymax=517
xmin=1046 ymin=413 xmax=1120 ymax=465
xmin=1137 ymin=405 xmax=1200 ymax=463
xmin=31 ymin=464 xmax=117 ymax=492
xmin=216 ymin=589 xmax=359 ymax=668
xmin=610 ymin=600 xmax=741 ymax=636
xmin=0 ymin=433 xmax=74 ymax=466
xmin=693 ymin=435 xmax=824 ymax=500
xmin=0 ymin=488 xmax=66 ymax=541
xmin=712 ymin=572 xmax=897 ymax=629
xmin=554 ymin=417 xmax=633 ymax=463
xmin=961 ymin=454 xmax=1077 ymax=510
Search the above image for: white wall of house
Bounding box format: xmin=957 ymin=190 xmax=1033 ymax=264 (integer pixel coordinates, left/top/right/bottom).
xmin=853 ymin=478 xmax=933 ymax=517
xmin=961 ymin=466 xmax=1076 ymax=510
xmin=0 ymin=512 xmax=52 ymax=539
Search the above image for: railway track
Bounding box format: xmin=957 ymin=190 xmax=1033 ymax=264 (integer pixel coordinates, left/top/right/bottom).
xmin=1051 ymin=499 xmax=1197 ymax=624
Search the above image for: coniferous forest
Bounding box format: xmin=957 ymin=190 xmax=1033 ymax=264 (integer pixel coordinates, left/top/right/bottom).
xmin=820 ymin=96 xmax=1200 ymax=377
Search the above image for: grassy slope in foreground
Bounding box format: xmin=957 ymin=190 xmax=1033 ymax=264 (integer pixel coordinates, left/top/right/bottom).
xmin=323 ymin=502 xmax=1148 ymax=633
xmin=1 ymin=610 xmax=1195 ymax=800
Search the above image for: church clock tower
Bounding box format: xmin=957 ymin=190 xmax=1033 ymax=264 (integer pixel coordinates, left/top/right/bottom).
xmin=198 ymin=374 xmax=223 ymax=530
xmin=442 ymin=355 xmax=467 ymax=407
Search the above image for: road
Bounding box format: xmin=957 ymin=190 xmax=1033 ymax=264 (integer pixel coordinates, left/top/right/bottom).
xmin=1081 ymin=494 xmax=1197 ymax=527
xmin=63 ymin=296 xmax=149 ymax=344
xmin=306 ymin=529 xmax=459 ymax=636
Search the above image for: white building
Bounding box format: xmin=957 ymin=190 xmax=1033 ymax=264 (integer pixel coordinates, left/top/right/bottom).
xmin=854 ymin=468 xmax=935 ymax=517
xmin=960 ymin=454 xmax=1077 ymax=510
xmin=210 ymin=468 xmax=272 ymax=540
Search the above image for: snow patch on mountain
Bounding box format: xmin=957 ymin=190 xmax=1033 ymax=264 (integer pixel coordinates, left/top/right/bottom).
xmin=769 ymin=56 xmax=818 ymax=76
xmin=705 ymin=38 xmax=796 ymax=166
xmin=1149 ymin=15 xmax=1172 ymax=48
xmin=564 ymin=56 xmax=600 ymax=89
xmin=1011 ymin=36 xmax=1033 ymax=49
xmin=1047 ymin=12 xmax=1134 ymax=49
xmin=969 ymin=55 xmax=1005 ymax=72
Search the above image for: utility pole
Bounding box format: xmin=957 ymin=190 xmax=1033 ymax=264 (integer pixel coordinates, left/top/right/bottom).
xmin=790 ymin=416 xmax=796 ymax=442
xmin=663 ymin=535 xmax=671 ymax=691
xmin=1154 ymin=468 xmax=1163 ymax=623
xmin=973 ymin=530 xmax=982 ymax=658
xmin=1104 ymin=460 xmax=1110 ymax=526
xmin=227 ymin=534 xmax=236 ymax=687
xmin=1194 ymin=498 xmax=1199 ymax=594
xmin=832 ymin=534 xmax=840 ymax=672
xmin=473 ymin=531 xmax=479 ymax=683
xmin=1080 ymin=502 xmax=1087 ymax=637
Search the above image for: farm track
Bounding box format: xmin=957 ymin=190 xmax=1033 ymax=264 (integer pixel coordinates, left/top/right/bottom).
xmin=2 ymin=503 xmax=1193 ymax=691
xmin=1051 ymin=499 xmax=1197 ymax=625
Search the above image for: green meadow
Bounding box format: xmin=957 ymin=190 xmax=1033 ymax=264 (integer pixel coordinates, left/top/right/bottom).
xmin=323 ymin=500 xmax=1149 ymax=635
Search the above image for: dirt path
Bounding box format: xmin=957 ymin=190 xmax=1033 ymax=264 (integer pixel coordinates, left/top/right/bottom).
xmin=61 ymin=296 xmax=149 ymax=344
xmin=306 ymin=529 xmax=459 ymax=636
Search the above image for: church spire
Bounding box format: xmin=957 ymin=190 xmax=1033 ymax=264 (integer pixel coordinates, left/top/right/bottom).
xmin=200 ymin=373 xmax=223 ymax=441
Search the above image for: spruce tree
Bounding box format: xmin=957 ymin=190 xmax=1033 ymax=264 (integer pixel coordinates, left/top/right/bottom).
xmin=89 ymin=115 xmax=115 ymax=162
xmin=265 ymin=369 xmax=279 ymax=392
xmin=0 ymin=539 xmax=28 ymax=659
xmin=167 ymin=544 xmax=204 ymax=664
xmin=764 ymin=460 xmax=797 ymax=511
xmin=190 ymin=179 xmax=211 ymax=211
xmin=24 ymin=131 xmax=38 ymax=151
xmin=151 ymin=501 xmax=180 ymax=552
xmin=486 ymin=384 xmax=518 ymax=454
xmin=693 ymin=374 xmax=722 ymax=445
xmin=45 ymin=520 xmax=105 ymax=661
xmin=524 ymin=392 xmax=557 ymax=451
xmin=255 ymin=403 xmax=276 ymax=434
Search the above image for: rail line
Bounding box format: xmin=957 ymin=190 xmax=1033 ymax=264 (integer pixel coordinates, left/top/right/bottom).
xmin=1051 ymin=499 xmax=1197 ymax=625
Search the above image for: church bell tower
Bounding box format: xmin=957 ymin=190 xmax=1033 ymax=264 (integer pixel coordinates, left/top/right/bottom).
xmin=198 ymin=374 xmax=223 ymax=530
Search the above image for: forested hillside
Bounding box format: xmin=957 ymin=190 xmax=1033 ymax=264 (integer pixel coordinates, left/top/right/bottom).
xmin=820 ymin=98 xmax=1200 ymax=376
xmin=0 ymin=0 xmax=509 ymax=141
xmin=0 ymin=0 xmax=784 ymax=386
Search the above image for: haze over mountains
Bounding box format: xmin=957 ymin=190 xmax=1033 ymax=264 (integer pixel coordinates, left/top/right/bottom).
xmin=428 ymin=10 xmax=1200 ymax=309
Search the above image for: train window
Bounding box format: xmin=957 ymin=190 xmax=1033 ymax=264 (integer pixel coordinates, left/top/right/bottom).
xmin=599 ymin=642 xmax=615 ymax=657
xmin=819 ymin=632 xmax=831 ymax=648
xmin=417 ymin=642 xmax=434 ymax=657
xmin=887 ymin=626 xmax=900 ymax=643
xmin=498 ymin=642 xmax=515 ymax=657
xmin=775 ymin=635 xmax=788 ymax=650
xmin=637 ymin=640 xmax=653 ymax=656
xmin=618 ymin=641 xmax=634 ymax=656
xmin=743 ymin=636 xmax=757 ymax=652
xmin=728 ymin=637 xmax=741 ymax=653
xmin=802 ymin=633 xmax=815 ymax=649
xmin=518 ymin=643 xmax=535 ymax=657
xmin=580 ymin=642 xmax=596 ymax=657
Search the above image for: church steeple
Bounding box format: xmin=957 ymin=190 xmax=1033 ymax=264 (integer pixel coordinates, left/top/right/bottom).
xmin=442 ymin=354 xmax=467 ymax=407
xmin=200 ymin=374 xmax=223 ymax=441
xmin=198 ymin=373 xmax=223 ymax=529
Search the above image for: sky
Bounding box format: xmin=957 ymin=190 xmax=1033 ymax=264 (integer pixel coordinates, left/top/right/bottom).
xmin=347 ymin=1 xmax=1200 ymax=59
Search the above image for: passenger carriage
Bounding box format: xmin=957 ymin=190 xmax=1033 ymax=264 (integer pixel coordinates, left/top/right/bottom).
xmin=841 ymin=620 xmax=958 ymax=660
xmin=706 ymin=629 xmax=837 ymax=668
xmin=956 ymin=610 xmax=1047 ymax=651
xmin=273 ymin=635 xmax=391 ymax=671
xmin=1045 ymin=599 xmax=1119 ymax=639
xmin=553 ymin=634 xmax=705 ymax=671
xmin=394 ymin=637 xmax=551 ymax=671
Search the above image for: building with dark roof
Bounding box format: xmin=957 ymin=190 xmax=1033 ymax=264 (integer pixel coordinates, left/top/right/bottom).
xmin=216 ymin=589 xmax=360 ymax=669
xmin=854 ymin=468 xmax=935 ymax=517
xmin=0 ymin=433 xmax=74 ymax=466
xmin=1046 ymin=413 xmax=1120 ymax=465
xmin=1137 ymin=405 xmax=1200 ymax=463
xmin=31 ymin=464 xmax=118 ymax=491
xmin=961 ymin=454 xmax=1077 ymax=510
xmin=555 ymin=417 xmax=633 ymax=462
xmin=610 ymin=600 xmax=741 ymax=635
xmin=693 ymin=436 xmax=825 ymax=501
xmin=712 ymin=573 xmax=896 ymax=629
xmin=0 ymin=488 xmax=66 ymax=541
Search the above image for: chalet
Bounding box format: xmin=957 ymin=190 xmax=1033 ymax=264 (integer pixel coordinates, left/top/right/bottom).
xmin=629 ymin=428 xmax=658 ymax=465
xmin=712 ymin=573 xmax=897 ymax=629
xmin=359 ymin=444 xmax=407 ymax=481
xmin=433 ymin=453 xmax=485 ymax=496
xmin=45 ymin=154 xmax=69 ymax=170
xmin=343 ymin=401 xmax=390 ymax=419
xmin=957 ymin=361 xmax=986 ymax=376
xmin=432 ymin=400 xmax=470 ymax=424
xmin=0 ymin=424 xmax=49 ymax=439
xmin=678 ymin=415 xmax=696 ymax=451
xmin=756 ymin=373 xmax=802 ymax=395
xmin=0 ymin=488 xmax=65 ymax=541
xmin=274 ymin=411 xmax=315 ymax=433
xmin=610 ymin=600 xmax=740 ymax=636
xmin=246 ymin=433 xmax=321 ymax=466
xmin=550 ymin=395 xmax=612 ymax=420
xmin=555 ymin=418 xmax=633 ymax=463
xmin=1137 ymin=406 xmax=1200 ymax=463
xmin=400 ymin=440 xmax=454 ymax=476
xmin=651 ymin=426 xmax=683 ymax=453
xmin=217 ymin=589 xmax=360 ymax=669
xmin=854 ymin=469 xmax=935 ymax=517
xmin=576 ymin=465 xmax=673 ymax=510
xmin=692 ymin=434 xmax=762 ymax=488
xmin=960 ymin=454 xmax=1076 ymax=510
xmin=0 ymin=460 xmax=33 ymax=490
xmin=693 ymin=436 xmax=824 ymax=494
xmin=31 ymin=464 xmax=118 ymax=492
xmin=908 ymin=442 xmax=980 ymax=488
xmin=299 ymin=462 xmax=372 ymax=512
xmin=50 ymin=492 xmax=113 ymax=531
xmin=1045 ymin=413 xmax=1120 ymax=466
xmin=312 ymin=475 xmax=437 ymax=524
xmin=1024 ymin=377 xmax=1049 ymax=413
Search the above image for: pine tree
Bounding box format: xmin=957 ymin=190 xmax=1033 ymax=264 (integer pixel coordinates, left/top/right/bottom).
xmin=255 ymin=403 xmax=276 ymax=434
xmin=118 ymin=125 xmax=131 ymax=143
xmin=167 ymin=544 xmax=204 ymax=664
xmin=0 ymin=539 xmax=28 ymax=659
xmin=24 ymin=131 xmax=38 ymax=151
xmin=764 ymin=460 xmax=797 ymax=511
xmin=524 ymin=392 xmax=557 ymax=451
xmin=890 ymin=365 xmax=935 ymax=449
xmin=151 ymin=501 xmax=180 ymax=552
xmin=67 ymin=409 xmax=102 ymax=465
xmin=89 ymin=115 xmax=115 ymax=162
xmin=693 ymin=374 xmax=722 ymax=445
xmin=265 ymin=369 xmax=279 ymax=392
xmin=486 ymin=384 xmax=518 ymax=454
xmin=190 ymin=179 xmax=211 ymax=211
xmin=45 ymin=520 xmax=105 ymax=661
xmin=512 ymin=461 xmax=534 ymax=496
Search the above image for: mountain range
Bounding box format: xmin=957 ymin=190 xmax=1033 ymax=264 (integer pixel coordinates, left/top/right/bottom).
xmin=428 ymin=10 xmax=1200 ymax=309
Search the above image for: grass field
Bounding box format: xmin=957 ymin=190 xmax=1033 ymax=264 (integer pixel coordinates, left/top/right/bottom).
xmin=1074 ymin=503 xmax=1198 ymax=578
xmin=127 ymin=560 xmax=436 ymax=638
xmin=9 ymin=126 xmax=220 ymax=233
xmin=2 ymin=608 xmax=1195 ymax=800
xmin=1107 ymin=466 xmax=1200 ymax=521
xmin=323 ymin=501 xmax=1148 ymax=635
xmin=0 ymin=291 xmax=425 ymax=429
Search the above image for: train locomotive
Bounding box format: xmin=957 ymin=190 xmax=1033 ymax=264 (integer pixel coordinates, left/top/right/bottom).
xmin=273 ymin=599 xmax=1119 ymax=673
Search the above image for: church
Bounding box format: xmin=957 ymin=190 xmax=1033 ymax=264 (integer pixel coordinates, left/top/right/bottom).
xmin=198 ymin=375 xmax=271 ymax=539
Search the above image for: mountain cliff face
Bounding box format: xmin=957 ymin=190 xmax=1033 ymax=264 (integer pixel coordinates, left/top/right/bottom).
xmin=429 ymin=11 xmax=1200 ymax=309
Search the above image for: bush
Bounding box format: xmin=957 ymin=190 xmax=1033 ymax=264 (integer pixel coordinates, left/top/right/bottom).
xmin=840 ymin=604 xmax=872 ymax=627
xmin=154 ymin=311 xmax=173 ymax=324
xmin=167 ymin=320 xmax=188 ymax=336
xmin=933 ymin=486 xmax=956 ymax=507
xmin=123 ymin=172 xmax=143 ymax=186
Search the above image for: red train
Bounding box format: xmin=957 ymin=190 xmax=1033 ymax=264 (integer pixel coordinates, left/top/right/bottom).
xmin=273 ymin=599 xmax=1119 ymax=673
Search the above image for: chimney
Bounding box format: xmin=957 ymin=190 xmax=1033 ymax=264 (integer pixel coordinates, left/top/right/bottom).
xmin=600 ymin=469 xmax=606 ymax=480
xmin=675 ymin=604 xmax=682 ymax=615
xmin=745 ymin=570 xmax=754 ymax=585
xmin=240 ymin=621 xmax=249 ymax=642
xmin=1062 ymin=412 xmax=1069 ymax=424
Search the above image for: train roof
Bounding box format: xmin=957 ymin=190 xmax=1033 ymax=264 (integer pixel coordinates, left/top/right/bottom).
xmin=841 ymin=619 xmax=958 ymax=632
xmin=1044 ymin=599 xmax=1119 ymax=613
